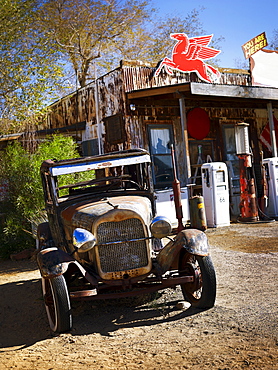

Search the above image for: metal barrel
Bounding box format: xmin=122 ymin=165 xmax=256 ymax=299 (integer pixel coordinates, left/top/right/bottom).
xmin=189 ymin=195 xmax=207 ymax=231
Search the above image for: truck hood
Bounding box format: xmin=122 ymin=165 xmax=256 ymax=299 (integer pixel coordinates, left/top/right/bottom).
xmin=61 ymin=195 xmax=152 ymax=233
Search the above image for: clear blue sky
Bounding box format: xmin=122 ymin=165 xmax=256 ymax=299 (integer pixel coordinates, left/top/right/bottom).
xmin=152 ymin=0 xmax=278 ymax=68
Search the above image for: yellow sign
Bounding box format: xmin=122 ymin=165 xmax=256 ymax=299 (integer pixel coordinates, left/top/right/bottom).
xmin=242 ymin=32 xmax=268 ymax=59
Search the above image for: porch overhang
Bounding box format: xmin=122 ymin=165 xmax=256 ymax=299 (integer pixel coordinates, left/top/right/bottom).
xmin=190 ymin=82 xmax=278 ymax=101
xmin=127 ymin=83 xmax=191 ymax=99
xmin=127 ymin=82 xmax=278 ymax=106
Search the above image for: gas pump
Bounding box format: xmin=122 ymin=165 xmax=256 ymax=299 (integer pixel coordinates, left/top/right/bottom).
xmin=235 ymin=123 xmax=259 ymax=222
xmin=201 ymin=162 xmax=230 ymax=227
xmin=262 ymin=157 xmax=278 ymax=218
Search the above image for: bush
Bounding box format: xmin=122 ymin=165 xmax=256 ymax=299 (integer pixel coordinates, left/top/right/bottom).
xmin=0 ymin=135 xmax=81 ymax=259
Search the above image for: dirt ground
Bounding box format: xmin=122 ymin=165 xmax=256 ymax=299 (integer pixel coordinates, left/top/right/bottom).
xmin=0 ymin=221 xmax=277 ymax=370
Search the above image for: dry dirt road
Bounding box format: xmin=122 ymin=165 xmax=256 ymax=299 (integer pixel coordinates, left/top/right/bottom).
xmin=0 ymin=222 xmax=277 ymax=370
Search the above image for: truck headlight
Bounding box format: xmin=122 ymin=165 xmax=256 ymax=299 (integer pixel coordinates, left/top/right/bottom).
xmin=150 ymin=216 xmax=172 ymax=239
xmin=73 ymin=228 xmax=96 ymax=252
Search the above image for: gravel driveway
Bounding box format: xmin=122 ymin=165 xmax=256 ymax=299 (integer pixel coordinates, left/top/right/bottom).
xmin=0 ymin=221 xmax=277 ymax=369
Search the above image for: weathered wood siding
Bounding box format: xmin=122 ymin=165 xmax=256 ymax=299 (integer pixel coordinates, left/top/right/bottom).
xmin=45 ymin=61 xmax=277 ymax=188
xmin=47 ymin=68 xmax=129 ymax=152
xmin=47 ymin=62 xmax=251 ymax=135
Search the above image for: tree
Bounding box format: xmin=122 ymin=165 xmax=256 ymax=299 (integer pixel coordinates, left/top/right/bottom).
xmin=35 ymin=0 xmax=151 ymax=88
xmin=270 ymin=29 xmax=278 ymax=50
xmin=0 ymin=0 xmax=68 ymax=128
xmin=36 ymin=3 xmax=223 ymax=85
xmin=0 ymin=135 xmax=83 ymax=258
xmin=108 ymin=8 xmax=224 ymax=72
xmin=145 ymin=8 xmax=207 ymax=62
xmin=0 ymin=1 xmax=223 ymax=128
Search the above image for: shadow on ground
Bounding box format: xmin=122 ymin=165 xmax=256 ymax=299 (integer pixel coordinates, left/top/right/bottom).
xmin=0 ymin=259 xmax=204 ymax=350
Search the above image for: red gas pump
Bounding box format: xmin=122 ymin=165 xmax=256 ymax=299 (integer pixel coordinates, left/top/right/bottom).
xmin=235 ymin=123 xmax=259 ymax=222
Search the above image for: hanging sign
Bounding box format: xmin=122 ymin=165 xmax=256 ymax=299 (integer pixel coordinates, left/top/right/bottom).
xmin=155 ymin=33 xmax=221 ymax=83
xmin=241 ymin=32 xmax=268 ymax=59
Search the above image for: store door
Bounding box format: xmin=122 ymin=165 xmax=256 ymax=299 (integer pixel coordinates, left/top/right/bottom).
xmin=148 ymin=124 xmax=174 ymax=189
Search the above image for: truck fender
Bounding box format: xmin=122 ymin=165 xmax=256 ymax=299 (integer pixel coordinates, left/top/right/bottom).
xmin=155 ymin=229 xmax=210 ymax=275
xmin=36 ymin=222 xmax=53 ymax=250
xmin=37 ymin=247 xmax=97 ymax=285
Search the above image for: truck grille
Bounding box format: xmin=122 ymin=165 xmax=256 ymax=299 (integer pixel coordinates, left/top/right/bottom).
xmin=96 ymin=218 xmax=149 ymax=273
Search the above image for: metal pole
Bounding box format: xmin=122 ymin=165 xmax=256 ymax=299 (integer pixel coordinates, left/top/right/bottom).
xmin=171 ymin=145 xmax=184 ymax=232
xmin=267 ymin=102 xmax=277 ymax=157
xmin=179 ymin=97 xmax=191 ymax=182
xmin=94 ymin=62 xmax=103 ymax=154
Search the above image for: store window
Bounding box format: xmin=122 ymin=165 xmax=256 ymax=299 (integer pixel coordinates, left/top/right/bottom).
xmin=104 ymin=114 xmax=126 ymax=144
xmin=188 ymin=140 xmax=215 ymax=186
xmin=148 ymin=124 xmax=174 ymax=189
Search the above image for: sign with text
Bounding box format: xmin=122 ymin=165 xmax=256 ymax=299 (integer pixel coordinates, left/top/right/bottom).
xmin=242 ymin=32 xmax=268 ymax=59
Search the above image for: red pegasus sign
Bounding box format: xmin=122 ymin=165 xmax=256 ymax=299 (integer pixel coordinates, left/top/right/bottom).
xmin=155 ymin=33 xmax=221 ymax=83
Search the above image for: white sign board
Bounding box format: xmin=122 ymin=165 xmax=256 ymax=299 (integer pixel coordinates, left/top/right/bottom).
xmin=250 ymin=49 xmax=278 ymax=88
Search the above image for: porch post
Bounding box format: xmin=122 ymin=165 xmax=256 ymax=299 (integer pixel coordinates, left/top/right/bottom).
xmin=267 ymin=101 xmax=277 ymax=157
xmin=179 ymin=97 xmax=191 ymax=182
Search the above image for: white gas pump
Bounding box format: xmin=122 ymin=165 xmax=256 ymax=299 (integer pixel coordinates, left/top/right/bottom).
xmin=201 ymin=162 xmax=230 ymax=227
xmin=262 ymin=157 xmax=278 ymax=217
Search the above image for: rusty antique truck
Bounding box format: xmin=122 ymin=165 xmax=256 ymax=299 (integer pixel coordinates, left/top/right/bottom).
xmin=36 ymin=149 xmax=216 ymax=333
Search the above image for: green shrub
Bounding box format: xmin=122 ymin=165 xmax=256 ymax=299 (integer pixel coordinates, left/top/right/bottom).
xmin=0 ymin=135 xmax=81 ymax=259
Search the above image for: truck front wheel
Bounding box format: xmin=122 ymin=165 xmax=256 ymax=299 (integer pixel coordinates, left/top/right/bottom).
xmin=179 ymin=252 xmax=216 ymax=309
xmin=42 ymin=275 xmax=72 ymax=333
